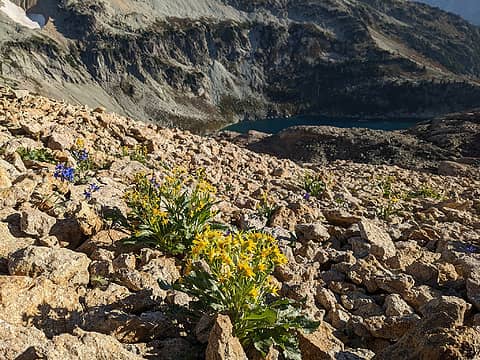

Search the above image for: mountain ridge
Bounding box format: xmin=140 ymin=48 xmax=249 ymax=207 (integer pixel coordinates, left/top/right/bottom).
xmin=1 ymin=0 xmax=480 ymax=131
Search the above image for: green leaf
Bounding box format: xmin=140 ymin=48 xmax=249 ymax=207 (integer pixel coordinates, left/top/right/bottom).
xmin=253 ymin=337 xmax=274 ymax=356
xmin=244 ymin=308 xmax=277 ymax=323
xmin=283 ymin=344 xmax=302 ymax=360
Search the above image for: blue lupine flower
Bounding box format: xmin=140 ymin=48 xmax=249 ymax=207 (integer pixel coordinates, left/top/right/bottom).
xmin=303 ymin=192 xmax=311 ymax=201
xmin=73 ymin=149 xmax=89 ymax=162
xmin=54 ymin=163 xmax=75 ymax=182
xmin=84 ymin=183 xmax=100 ymax=200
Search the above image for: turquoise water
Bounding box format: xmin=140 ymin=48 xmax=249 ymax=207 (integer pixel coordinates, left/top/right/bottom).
xmin=224 ymin=115 xmax=423 ymax=134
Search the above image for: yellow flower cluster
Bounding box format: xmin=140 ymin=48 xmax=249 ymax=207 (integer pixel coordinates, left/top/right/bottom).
xmin=197 ymin=179 xmax=217 ymax=195
xmin=189 ymin=229 xmax=287 ymax=303
xmin=390 ymin=197 xmax=400 ymax=204
xmin=124 ymin=173 xmax=166 ymax=229
xmin=123 ymin=169 xmax=218 ymax=254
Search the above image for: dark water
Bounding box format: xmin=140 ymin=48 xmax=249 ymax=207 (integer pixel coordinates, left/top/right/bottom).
xmin=224 ymin=115 xmax=422 ymax=134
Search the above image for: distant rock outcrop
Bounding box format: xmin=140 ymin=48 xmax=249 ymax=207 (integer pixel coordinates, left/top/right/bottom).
xmin=224 ymin=111 xmax=480 ymax=176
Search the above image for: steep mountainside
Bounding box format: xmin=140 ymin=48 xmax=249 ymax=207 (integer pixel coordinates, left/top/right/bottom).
xmin=415 ymin=0 xmax=480 ymax=25
xmin=2 ymin=0 xmax=480 ymax=131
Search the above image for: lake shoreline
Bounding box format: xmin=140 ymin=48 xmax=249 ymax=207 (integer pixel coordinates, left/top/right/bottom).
xmin=223 ymin=114 xmax=432 ymax=134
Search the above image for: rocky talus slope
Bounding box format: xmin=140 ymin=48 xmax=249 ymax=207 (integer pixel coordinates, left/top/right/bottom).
xmin=3 ymin=0 xmax=480 ymax=130
xmin=0 ymin=86 xmax=480 ymax=359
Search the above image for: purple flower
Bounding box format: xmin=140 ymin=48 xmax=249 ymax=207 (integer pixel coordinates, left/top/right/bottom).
xmin=465 ymin=244 xmax=478 ymax=254
xmin=54 ymin=163 xmax=75 ymax=182
xmin=73 ymin=149 xmax=89 ymax=162
xmin=90 ymin=183 xmax=100 ymax=192
xmin=79 ymin=150 xmax=89 ymax=161
xmin=303 ymin=192 xmax=311 ymax=201
xmin=150 ymin=177 xmax=160 ymax=189
xmin=84 ymin=183 xmax=100 ymax=200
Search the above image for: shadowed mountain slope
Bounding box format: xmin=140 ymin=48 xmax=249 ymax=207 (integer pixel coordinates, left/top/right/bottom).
xmin=1 ymin=0 xmax=480 ymax=131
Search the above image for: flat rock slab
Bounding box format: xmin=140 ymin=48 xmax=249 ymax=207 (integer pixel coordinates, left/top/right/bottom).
xmin=359 ymin=220 xmax=396 ymax=261
xmin=8 ymin=245 xmax=91 ymax=286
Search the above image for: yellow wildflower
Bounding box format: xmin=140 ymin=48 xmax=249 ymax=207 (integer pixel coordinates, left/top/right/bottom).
xmin=265 ymin=235 xmax=276 ymax=244
xmin=249 ymin=286 xmax=260 ymax=298
xmin=269 ymin=284 xmax=279 ymax=296
xmin=256 ymin=262 xmax=267 ymax=272
xmin=232 ymin=234 xmax=242 ymax=246
xmin=238 ymin=261 xmax=254 ymax=278
xmin=192 ymin=238 xmax=209 ymax=255
xmin=221 ymin=253 xmax=233 ymax=265
xmin=261 ymin=248 xmax=272 ymax=257
xmin=276 ymin=253 xmax=288 ymax=265
xmin=208 ymin=248 xmax=219 ymax=262
xmin=267 ymin=277 xmax=280 ymax=295
xmin=251 ymin=233 xmax=263 ymax=241
xmin=219 ymin=266 xmax=233 ymax=283
xmin=245 ymin=239 xmax=256 ymax=253
xmin=273 ymin=248 xmax=288 ymax=265
xmin=197 ymin=179 xmax=217 ymax=194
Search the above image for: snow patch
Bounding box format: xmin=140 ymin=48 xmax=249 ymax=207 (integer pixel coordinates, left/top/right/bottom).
xmin=0 ymin=0 xmax=41 ymax=29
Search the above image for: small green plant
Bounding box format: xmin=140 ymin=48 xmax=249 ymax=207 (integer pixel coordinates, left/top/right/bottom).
xmin=70 ymin=139 xmax=96 ymax=184
xmin=378 ymin=176 xmax=397 ymax=199
xmin=377 ymin=197 xmax=400 ymax=220
xmin=16 ymin=147 xmax=56 ymax=163
xmin=302 ymin=173 xmax=326 ymax=198
xmin=375 ymin=177 xmax=402 ymax=220
xmin=37 ymin=185 xmax=70 ymax=212
xmin=122 ymin=145 xmax=148 ymax=164
xmin=174 ymin=229 xmax=318 ymax=359
xmin=36 ymin=163 xmax=75 ymax=211
xmin=256 ymin=190 xmax=277 ymax=223
xmin=407 ymin=185 xmax=443 ymax=200
xmin=90 ymin=274 xmax=109 ymax=288
xmin=71 ymin=148 xmax=93 ymax=184
xmin=123 ymin=168 xmax=218 ymax=255
xmin=224 ymin=182 xmax=234 ymax=193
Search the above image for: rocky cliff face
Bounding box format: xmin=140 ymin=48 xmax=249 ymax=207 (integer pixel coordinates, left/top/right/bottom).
xmin=2 ymin=0 xmax=480 ymax=131
xmin=1 ymin=86 xmax=480 ymax=359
